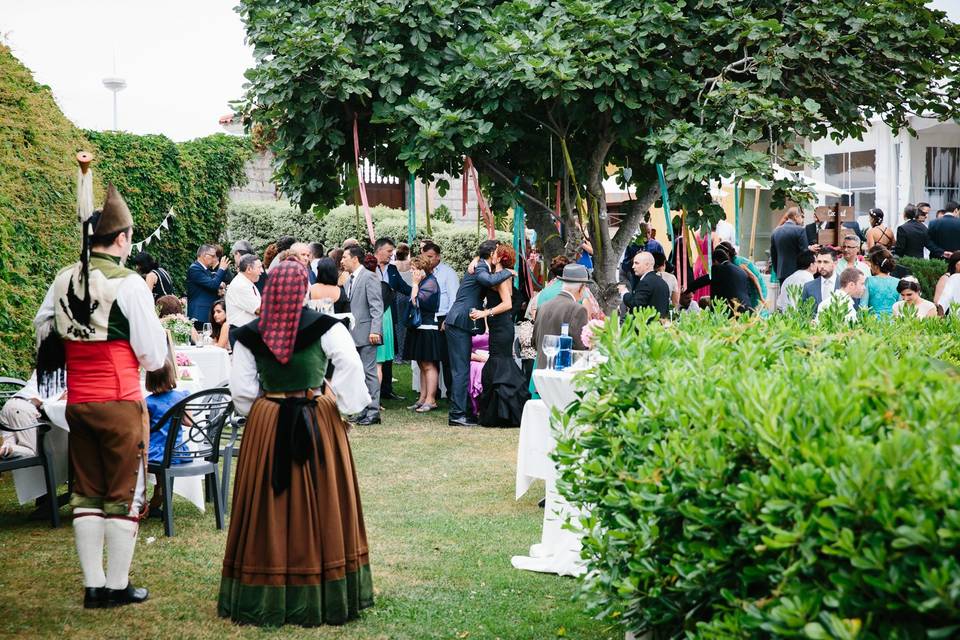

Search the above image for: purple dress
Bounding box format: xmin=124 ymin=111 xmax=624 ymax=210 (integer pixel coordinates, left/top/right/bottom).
xmin=469 ymin=333 xmax=490 ymax=415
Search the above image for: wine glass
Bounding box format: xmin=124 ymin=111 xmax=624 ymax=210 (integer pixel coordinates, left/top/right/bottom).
xmin=319 ymin=297 xmax=334 ymax=314
xmin=202 ymin=323 xmax=213 ymax=346
xmin=469 ymin=308 xmax=483 ymax=334
xmin=542 ymin=335 xmax=560 ymax=371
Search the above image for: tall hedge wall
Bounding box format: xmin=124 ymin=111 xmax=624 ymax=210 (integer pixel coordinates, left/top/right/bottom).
xmin=86 ymin=131 xmax=251 ymax=292
xmin=0 ymin=44 xmax=98 ymax=377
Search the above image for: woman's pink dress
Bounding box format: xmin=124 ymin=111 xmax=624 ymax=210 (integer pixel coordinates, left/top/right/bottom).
xmin=692 ymin=230 xmax=711 ymax=299
xmin=468 ymin=333 xmax=489 ymax=416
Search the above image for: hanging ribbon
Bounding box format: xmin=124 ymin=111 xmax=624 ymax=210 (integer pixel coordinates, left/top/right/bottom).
xmin=407 ymin=173 xmax=416 ymax=247
xmin=554 ymin=180 xmax=562 ymax=233
xmin=656 ymin=164 xmax=674 ymax=242
xmin=463 ymin=156 xmax=495 ymax=239
xmin=733 ymin=180 xmax=741 ymax=246
xmin=132 ymin=208 xmax=176 ymax=253
xmin=462 ymin=157 xmax=470 ymax=218
xmin=513 ymin=177 xmax=525 ymax=288
xmin=352 ymin=115 xmax=376 ymax=245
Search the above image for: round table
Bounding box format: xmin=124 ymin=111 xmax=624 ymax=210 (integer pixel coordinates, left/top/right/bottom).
xmin=175 ymin=346 xmax=231 ymax=389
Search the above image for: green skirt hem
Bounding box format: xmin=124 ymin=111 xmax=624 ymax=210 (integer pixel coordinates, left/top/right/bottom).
xmin=217 ymin=565 xmax=374 ymax=627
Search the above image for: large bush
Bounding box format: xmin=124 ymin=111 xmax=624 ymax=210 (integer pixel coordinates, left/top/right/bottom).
xmin=86 ymin=131 xmax=251 ymax=292
xmin=557 ymin=309 xmax=960 ymax=639
xmin=226 ymin=201 xmax=510 ymax=274
xmin=0 ymin=45 xmax=100 ymax=377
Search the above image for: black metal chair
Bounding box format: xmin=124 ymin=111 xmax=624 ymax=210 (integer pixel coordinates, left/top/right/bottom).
xmin=218 ymin=410 xmax=245 ymax=514
xmin=147 ymin=388 xmax=232 ymax=537
xmin=0 ymin=377 xmax=61 ymax=528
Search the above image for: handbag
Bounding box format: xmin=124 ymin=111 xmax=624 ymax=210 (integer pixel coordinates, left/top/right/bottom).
xmin=407 ymin=303 xmax=422 ymax=328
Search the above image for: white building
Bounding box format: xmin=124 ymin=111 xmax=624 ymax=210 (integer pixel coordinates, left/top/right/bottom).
xmin=807 ymin=117 xmax=960 ymax=229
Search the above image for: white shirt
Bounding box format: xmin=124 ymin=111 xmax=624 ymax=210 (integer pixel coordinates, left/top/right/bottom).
xmin=225 ymin=274 xmax=261 ymax=328
xmin=34 ymin=272 xmax=167 ymax=372
xmin=433 ymin=262 xmax=460 ymax=317
xmin=939 ymin=273 xmax=960 ymax=314
xmin=820 ymin=274 xmax=837 ymax=303
xmin=715 ymin=219 xmax=736 ymax=247
xmin=657 ymin=271 xmax=678 ymax=299
xmin=229 ymin=321 xmax=370 ymax=416
xmin=777 ymin=269 xmax=815 ymax=312
xmin=816 ymin=289 xmax=857 ymax=323
xmin=892 ymin=299 xmax=936 ymax=319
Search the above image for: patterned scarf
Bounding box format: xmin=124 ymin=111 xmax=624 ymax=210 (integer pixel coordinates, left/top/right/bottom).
xmin=259 ymin=260 xmax=308 ymax=364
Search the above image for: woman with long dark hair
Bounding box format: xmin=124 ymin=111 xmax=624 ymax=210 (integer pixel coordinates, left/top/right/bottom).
xmin=131 ymin=251 xmax=174 ymax=300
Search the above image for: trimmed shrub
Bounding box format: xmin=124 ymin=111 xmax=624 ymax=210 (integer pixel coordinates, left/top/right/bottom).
xmin=0 ymin=45 xmax=98 ymax=377
xmin=86 ymin=131 xmax=251 ymax=292
xmin=898 ymin=256 xmax=946 ymax=300
xmin=557 ymin=309 xmax=960 ymax=639
xmin=226 ymin=202 xmax=510 ymax=274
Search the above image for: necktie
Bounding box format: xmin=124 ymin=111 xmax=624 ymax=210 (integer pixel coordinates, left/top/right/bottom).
xmin=348 ymin=273 xmax=355 ymax=298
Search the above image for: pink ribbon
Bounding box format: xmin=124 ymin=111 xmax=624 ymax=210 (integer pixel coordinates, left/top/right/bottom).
xmin=353 ymin=116 xmax=376 ymax=245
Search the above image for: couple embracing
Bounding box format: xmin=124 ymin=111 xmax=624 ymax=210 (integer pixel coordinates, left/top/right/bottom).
xmin=445 ymin=240 xmax=529 ymax=427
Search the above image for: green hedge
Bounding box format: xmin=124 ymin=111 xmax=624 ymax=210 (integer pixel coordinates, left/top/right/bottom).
xmin=0 ymin=45 xmax=98 ymax=377
xmin=226 ymin=201 xmax=511 ymax=274
xmin=86 ymin=131 xmax=251 ymax=292
xmin=898 ymin=255 xmax=946 ymax=300
xmin=558 ymin=309 xmax=960 ymax=638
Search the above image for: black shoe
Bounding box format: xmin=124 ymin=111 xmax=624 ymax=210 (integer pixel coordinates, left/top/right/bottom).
xmin=384 ymin=392 xmax=406 ymax=401
xmin=83 ymin=587 xmax=107 ymax=609
xmin=355 ymin=414 xmax=381 ymax=426
xmin=448 ymin=417 xmax=478 ymax=427
xmin=538 ymin=498 xmax=546 ymax=509
xmin=105 ymin=584 xmax=149 ymax=607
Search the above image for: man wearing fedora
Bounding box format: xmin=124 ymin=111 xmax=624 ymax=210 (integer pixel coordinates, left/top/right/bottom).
xmin=532 ymin=264 xmax=590 ymax=375
xmin=34 ymin=185 xmax=167 ymax=609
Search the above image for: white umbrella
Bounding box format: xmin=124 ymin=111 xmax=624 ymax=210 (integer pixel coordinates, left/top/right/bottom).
xmin=725 ymin=164 xmax=850 ymax=198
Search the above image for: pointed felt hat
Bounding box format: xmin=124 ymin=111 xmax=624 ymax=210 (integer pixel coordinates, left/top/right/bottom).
xmin=93 ymin=184 xmax=134 ymax=235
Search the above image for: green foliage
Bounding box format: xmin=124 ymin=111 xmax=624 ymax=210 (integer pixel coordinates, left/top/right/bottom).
xmin=432 ymin=204 xmax=452 ymax=224
xmin=0 ymin=45 xmax=96 ymax=377
xmin=898 ymin=256 xmax=946 ymax=300
xmin=85 ymin=131 xmax=251 ymax=292
xmin=226 ymin=201 xmax=510 ymax=274
xmin=236 ymin=0 xmax=960 ymax=292
xmin=557 ymin=309 xmax=960 ymax=638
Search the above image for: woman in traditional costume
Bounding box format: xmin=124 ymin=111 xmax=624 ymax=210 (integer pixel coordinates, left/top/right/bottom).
xmin=218 ymin=259 xmax=374 ymax=626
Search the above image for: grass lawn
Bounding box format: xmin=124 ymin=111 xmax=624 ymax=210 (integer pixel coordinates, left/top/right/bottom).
xmin=0 ymin=365 xmax=617 ymax=640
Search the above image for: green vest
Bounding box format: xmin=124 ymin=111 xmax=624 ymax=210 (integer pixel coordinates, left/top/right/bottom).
xmin=255 ymin=340 xmax=328 ymax=392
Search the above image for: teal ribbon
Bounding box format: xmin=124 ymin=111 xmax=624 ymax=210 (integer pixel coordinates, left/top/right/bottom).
xmin=656 ymin=164 xmax=674 ymax=241
xmin=513 ymin=177 xmax=525 ymax=289
xmin=407 ymin=173 xmax=416 ymax=246
xmin=733 ymin=180 xmax=740 ymax=246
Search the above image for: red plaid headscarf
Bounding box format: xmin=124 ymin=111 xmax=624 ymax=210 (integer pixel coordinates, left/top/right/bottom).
xmin=259 ymin=260 xmax=309 ymax=364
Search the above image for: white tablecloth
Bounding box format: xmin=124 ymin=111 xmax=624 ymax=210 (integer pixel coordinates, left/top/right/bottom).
xmin=13 ymin=397 xmax=205 ymax=512
xmin=511 ymin=368 xmax=587 ymax=577
xmin=175 ymin=346 xmax=231 ymax=389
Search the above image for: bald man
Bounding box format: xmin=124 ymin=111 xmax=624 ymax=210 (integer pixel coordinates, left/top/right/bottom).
xmin=620 ymin=251 xmax=671 ymax=318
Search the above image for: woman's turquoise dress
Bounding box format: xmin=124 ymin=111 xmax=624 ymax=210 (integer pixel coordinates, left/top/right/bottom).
xmin=862 ymin=275 xmax=900 ymax=316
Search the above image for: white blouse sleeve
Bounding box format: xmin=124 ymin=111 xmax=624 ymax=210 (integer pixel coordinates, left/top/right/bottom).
xmin=229 ymin=341 xmax=261 ymax=416
xmin=116 ymin=275 xmax=168 ymax=372
xmin=321 ymin=322 xmax=371 ymax=415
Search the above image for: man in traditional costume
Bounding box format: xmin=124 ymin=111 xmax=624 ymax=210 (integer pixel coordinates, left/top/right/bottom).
xmin=219 ymin=259 xmax=374 ymax=626
xmin=34 ymin=181 xmax=167 ymax=608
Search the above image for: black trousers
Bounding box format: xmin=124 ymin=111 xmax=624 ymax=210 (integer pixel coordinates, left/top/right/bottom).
xmin=445 ymin=323 xmax=472 ymax=420
xmin=437 ymin=316 xmax=453 ymax=397
xmin=380 ymin=360 xmax=394 ymax=397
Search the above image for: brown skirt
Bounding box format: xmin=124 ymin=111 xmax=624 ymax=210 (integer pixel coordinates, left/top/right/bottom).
xmin=217 ymin=393 xmax=373 ymax=626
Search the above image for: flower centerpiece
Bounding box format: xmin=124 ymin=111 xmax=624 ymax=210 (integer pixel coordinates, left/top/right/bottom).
xmin=580 ymin=317 xmax=607 ymax=350
xmin=161 ymin=314 xmax=193 ymax=346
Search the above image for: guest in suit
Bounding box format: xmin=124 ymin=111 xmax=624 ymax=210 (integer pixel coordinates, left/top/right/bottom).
xmin=532 ymin=264 xmax=590 ymax=372
xmin=444 ymin=240 xmax=514 ymax=427
xmin=771 ymin=207 xmax=815 ymax=283
xmin=710 ymin=246 xmax=755 ymax=313
xmin=372 ymin=237 xmax=406 ymax=401
xmin=895 ymin=204 xmax=934 ymax=259
xmin=620 ymin=251 xmax=671 ymax=319
xmin=801 ymin=247 xmax=841 ymax=308
xmin=341 ymin=245 xmax=383 ymax=425
xmin=186 ymin=244 xmax=230 ymax=331
xmin=804 ymin=209 xmax=824 ymax=247
xmin=927 ymin=201 xmax=960 ymax=259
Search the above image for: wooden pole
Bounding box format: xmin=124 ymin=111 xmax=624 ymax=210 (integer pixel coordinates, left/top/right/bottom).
xmin=748 ymin=186 xmax=761 ymax=261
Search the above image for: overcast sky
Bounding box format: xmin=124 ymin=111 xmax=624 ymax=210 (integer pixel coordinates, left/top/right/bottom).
xmin=2 ymin=1 xmax=959 ymax=142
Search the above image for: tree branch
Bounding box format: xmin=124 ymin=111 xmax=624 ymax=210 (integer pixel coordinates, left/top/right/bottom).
xmin=612 ymin=181 xmax=661 ymax=258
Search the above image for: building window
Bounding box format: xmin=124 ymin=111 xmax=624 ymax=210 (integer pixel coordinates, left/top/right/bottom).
xmin=823 ymin=150 xmax=876 ymax=216
xmin=925 ymin=147 xmax=960 ymax=211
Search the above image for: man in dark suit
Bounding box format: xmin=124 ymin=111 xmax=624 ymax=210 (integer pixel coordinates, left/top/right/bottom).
xmin=341 ymin=245 xmax=384 ymax=425
xmin=444 ymin=240 xmax=514 ymax=427
xmin=801 ymin=248 xmax=841 ymax=308
xmin=710 ymin=247 xmax=754 ymax=313
xmin=186 ymin=244 xmax=230 ymax=330
xmin=895 ymin=204 xmax=934 ymax=259
xmin=533 ymin=264 xmax=590 ymax=371
xmin=771 ymin=207 xmax=815 ymax=283
xmin=927 ymin=201 xmax=960 ymax=259
xmin=620 ymin=251 xmax=671 ymax=318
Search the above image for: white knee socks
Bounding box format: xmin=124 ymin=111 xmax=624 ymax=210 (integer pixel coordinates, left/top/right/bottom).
xmin=73 ymin=508 xmax=106 ymax=588
xmin=104 ymin=518 xmax=139 ymax=590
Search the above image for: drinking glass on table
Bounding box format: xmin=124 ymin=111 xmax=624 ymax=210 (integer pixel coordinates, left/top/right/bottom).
xmin=542 ymin=335 xmax=560 ymax=370
xmin=202 ymin=323 xmax=213 ymax=346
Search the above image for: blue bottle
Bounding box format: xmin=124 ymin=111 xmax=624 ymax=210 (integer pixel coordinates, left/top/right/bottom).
xmin=556 ymin=323 xmax=574 ymax=370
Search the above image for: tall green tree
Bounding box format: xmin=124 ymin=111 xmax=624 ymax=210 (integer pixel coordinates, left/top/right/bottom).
xmin=236 ymin=0 xmax=959 ymax=308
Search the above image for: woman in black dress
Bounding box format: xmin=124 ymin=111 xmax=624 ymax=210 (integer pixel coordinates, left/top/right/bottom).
xmin=470 ymin=244 xmax=530 ymax=427
xmin=131 ymin=251 xmax=175 ymax=300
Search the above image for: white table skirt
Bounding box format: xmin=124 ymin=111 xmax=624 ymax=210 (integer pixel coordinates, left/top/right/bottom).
xmin=511 ymin=368 xmax=586 ymax=577
xmin=175 ymin=346 xmax=231 ymax=389
xmin=12 ymin=398 xmax=205 ymax=512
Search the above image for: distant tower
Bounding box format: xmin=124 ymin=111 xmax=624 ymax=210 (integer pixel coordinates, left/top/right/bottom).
xmin=102 ymin=71 xmax=127 ymax=131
